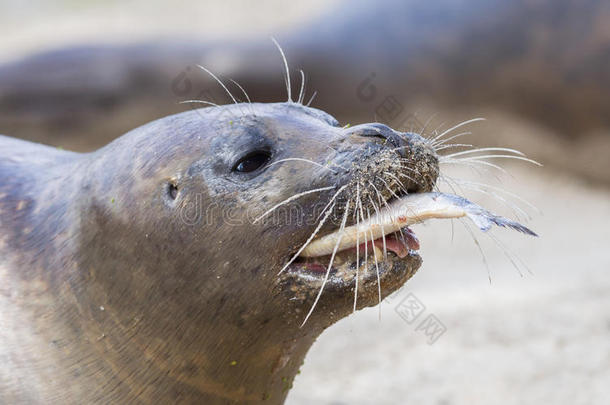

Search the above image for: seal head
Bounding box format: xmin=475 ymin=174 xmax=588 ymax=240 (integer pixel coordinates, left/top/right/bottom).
xmin=0 ymin=102 xmax=438 ymax=403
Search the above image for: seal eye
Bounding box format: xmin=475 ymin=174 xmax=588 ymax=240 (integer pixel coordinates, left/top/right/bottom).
xmin=233 ymin=151 xmax=271 ymax=173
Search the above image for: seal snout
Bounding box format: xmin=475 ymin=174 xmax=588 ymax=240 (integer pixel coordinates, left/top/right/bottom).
xmin=280 ymin=121 xmax=441 ymax=318
xmin=340 ymin=123 xmax=439 ymax=210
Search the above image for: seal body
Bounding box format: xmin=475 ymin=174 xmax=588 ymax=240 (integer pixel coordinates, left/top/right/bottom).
xmin=0 ymin=102 xmax=437 ymax=403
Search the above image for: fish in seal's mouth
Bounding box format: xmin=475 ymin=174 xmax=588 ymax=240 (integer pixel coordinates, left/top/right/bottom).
xmin=289 ymin=191 xmax=536 ymax=274
xmin=284 ymin=191 xmax=537 ymax=325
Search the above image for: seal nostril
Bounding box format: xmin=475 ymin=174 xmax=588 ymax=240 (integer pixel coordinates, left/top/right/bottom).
xmin=168 ymin=182 xmax=178 ymax=200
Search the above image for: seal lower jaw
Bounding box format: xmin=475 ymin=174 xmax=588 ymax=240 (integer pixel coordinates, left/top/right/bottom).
xmin=280 ymin=251 xmax=421 ymax=312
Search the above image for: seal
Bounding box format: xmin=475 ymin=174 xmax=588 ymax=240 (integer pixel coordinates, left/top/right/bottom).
xmin=0 ymin=100 xmax=441 ymax=403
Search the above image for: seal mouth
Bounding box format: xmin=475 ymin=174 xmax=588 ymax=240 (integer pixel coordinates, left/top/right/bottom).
xmin=289 ymin=226 xmax=420 ymax=276
xmin=280 ymin=205 xmax=424 ymax=317
xmin=283 ymin=191 xmax=536 ymax=294
xmin=283 ymin=192 xmax=426 ymax=300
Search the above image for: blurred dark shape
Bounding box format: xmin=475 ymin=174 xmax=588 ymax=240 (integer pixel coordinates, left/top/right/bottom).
xmin=0 ymin=0 xmax=609 ymax=179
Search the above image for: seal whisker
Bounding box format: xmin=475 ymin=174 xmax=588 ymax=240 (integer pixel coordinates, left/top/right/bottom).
xmin=386 ymin=171 xmax=422 ymax=197
xmin=434 ymin=143 xmax=473 ymax=152
xmin=443 ymin=147 xmax=526 ymax=158
xmin=378 ymin=179 xmax=409 ymax=241
xmin=458 ymin=217 xmax=492 ymax=283
xmin=441 ymin=159 xmax=506 ymax=185
xmin=440 ymin=158 xmax=510 ymax=176
xmin=227 ymin=78 xmax=255 ymax=115
xmin=357 ymin=185 xmax=368 ymax=311
xmin=431 ymin=131 xmax=473 ymax=148
xmin=428 ymin=118 xmax=486 ymax=144
xmin=486 ymin=232 xmax=525 ymax=277
xmin=378 ymin=177 xmax=402 ymax=200
xmin=180 ymin=99 xmax=241 ymax=121
xmin=445 ymin=154 xmax=542 ymax=167
xmin=395 ymin=172 xmax=423 ymax=188
xmin=271 ymin=37 xmax=292 ymax=103
xmin=383 ymin=171 xmax=409 ymax=193
xmin=279 ymin=184 xmax=348 ymax=274
xmin=387 ymin=145 xmax=412 ymax=153
xmin=358 ymin=183 xmax=372 ymax=270
xmin=367 ymin=183 xmax=387 ymax=258
xmin=253 ymin=186 xmax=335 ymax=224
xmin=438 ymin=173 xmax=463 ymax=197
xmin=366 ymin=207 xmax=383 ymax=320
xmin=432 ymin=180 xmax=445 ymax=195
xmin=440 ymin=175 xmax=530 ymax=221
xmin=279 ymin=200 xmax=337 ymax=275
xmin=179 ymin=100 xmax=221 ymax=108
xmin=301 ymin=199 xmax=352 ymax=327
xmin=444 ymin=176 xmax=528 ymax=222
xmin=196 ymin=65 xmax=240 ymax=105
xmin=394 ymin=159 xmax=421 ymax=171
xmin=395 ymin=164 xmax=426 ymax=183
xmin=315 ymin=184 xmax=349 ymax=221
xmin=305 ymin=90 xmax=317 ymax=107
xmin=439 ymin=158 xmax=489 ymax=177
xmin=266 ymin=158 xmax=338 ymax=173
xmin=445 ymin=177 xmax=540 ymax=214
xmin=297 ymin=69 xmax=306 ymax=105
xmin=395 ymin=159 xmax=419 ymax=168
xmin=487 ymin=232 xmax=533 ymax=276
xmin=431 ymin=122 xmax=446 ymax=139
xmin=353 ymin=183 xmax=361 ymax=313
xmin=418 ymin=113 xmax=437 ymax=139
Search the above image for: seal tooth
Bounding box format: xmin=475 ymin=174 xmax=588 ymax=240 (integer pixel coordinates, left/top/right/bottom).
xmin=334 ymin=254 xmax=345 ymax=265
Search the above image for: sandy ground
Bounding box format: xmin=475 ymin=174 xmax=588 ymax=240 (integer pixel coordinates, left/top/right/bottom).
xmin=288 ymin=164 xmax=610 ymax=405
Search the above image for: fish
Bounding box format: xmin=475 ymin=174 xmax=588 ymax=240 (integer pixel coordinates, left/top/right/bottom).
xmin=299 ymin=192 xmax=537 ymax=258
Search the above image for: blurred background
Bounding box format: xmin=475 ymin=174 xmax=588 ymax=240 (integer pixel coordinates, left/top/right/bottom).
xmin=1 ymin=0 xmax=609 ymax=403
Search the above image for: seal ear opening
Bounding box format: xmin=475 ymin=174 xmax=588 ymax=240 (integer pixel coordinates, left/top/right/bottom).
xmin=167 ymin=181 xmax=178 ymax=200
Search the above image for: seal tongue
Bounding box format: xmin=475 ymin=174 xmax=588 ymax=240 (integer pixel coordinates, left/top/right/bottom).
xmin=352 ymin=228 xmax=419 ymax=258
xmin=374 ymin=238 xmax=409 ymax=258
